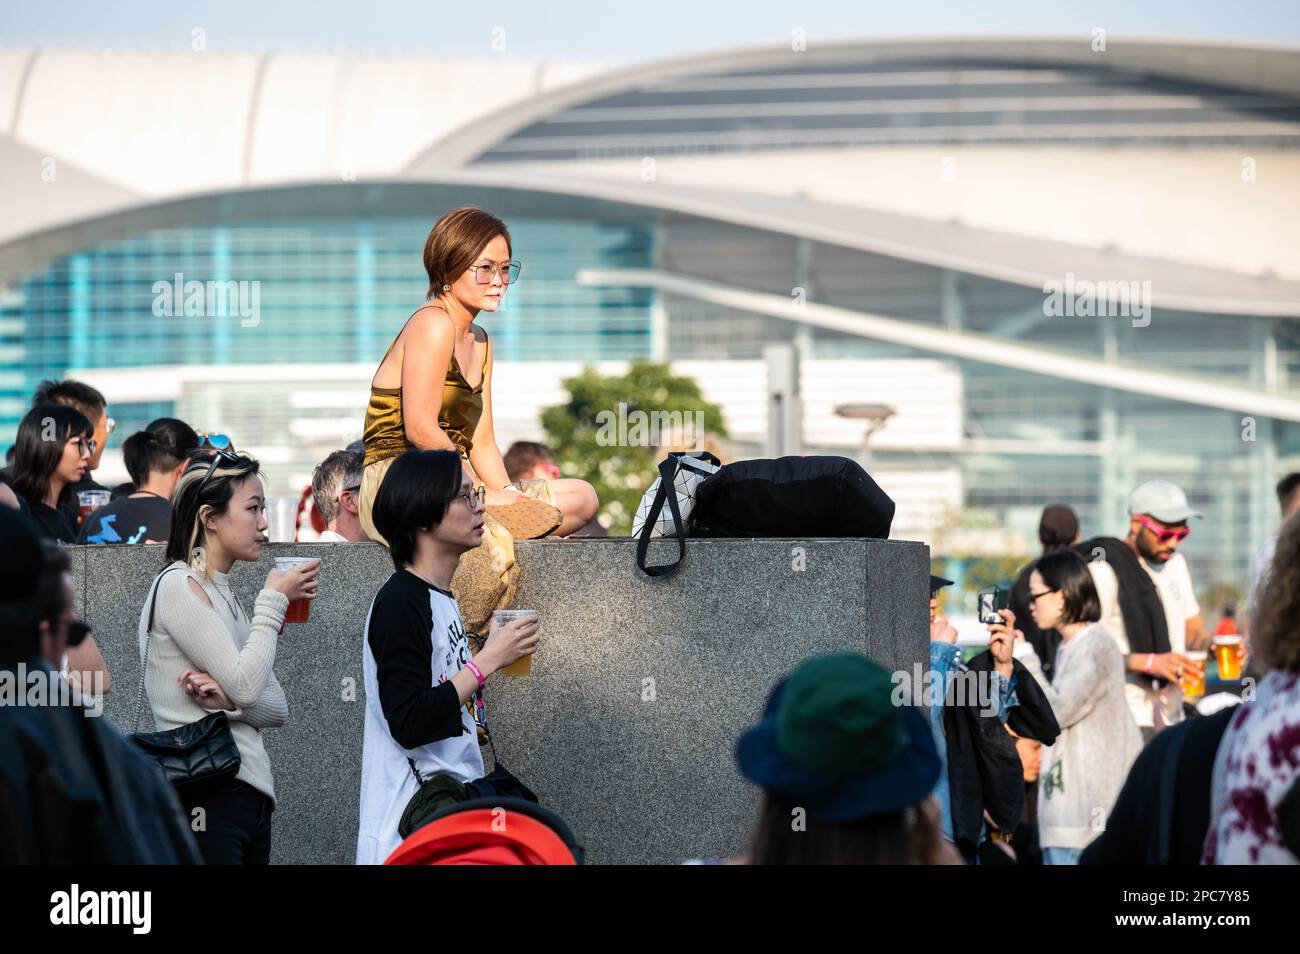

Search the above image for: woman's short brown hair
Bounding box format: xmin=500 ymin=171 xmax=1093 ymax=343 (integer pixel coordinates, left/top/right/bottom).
xmin=1251 ymin=511 xmax=1300 ymax=674
xmin=422 ymin=207 xmax=512 ymax=300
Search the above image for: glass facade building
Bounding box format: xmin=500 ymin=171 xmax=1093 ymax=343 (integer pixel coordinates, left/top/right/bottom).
xmin=4 ymin=40 xmax=1298 ymax=601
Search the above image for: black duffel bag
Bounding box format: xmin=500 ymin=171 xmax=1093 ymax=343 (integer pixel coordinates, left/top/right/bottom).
xmin=689 ymin=455 xmax=894 ymax=539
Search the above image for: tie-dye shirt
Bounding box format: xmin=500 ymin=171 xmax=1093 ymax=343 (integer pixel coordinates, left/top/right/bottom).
xmin=1202 ymin=669 xmax=1300 ymax=864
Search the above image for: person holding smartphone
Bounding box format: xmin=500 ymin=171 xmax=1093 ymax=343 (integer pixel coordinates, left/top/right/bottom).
xmin=990 ymin=550 xmax=1142 ymax=864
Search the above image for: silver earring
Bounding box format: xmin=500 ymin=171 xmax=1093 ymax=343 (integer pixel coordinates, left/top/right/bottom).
xmin=443 ymin=284 xmax=450 ymax=291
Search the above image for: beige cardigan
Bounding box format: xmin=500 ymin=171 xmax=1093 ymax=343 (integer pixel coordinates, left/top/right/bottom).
xmin=137 ymin=560 xmax=289 ymax=805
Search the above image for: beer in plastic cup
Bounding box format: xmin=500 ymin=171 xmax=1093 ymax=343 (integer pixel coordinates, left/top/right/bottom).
xmin=492 ymin=609 xmax=538 ymax=676
xmin=77 ymin=489 xmax=111 ymax=525
xmin=1180 ymin=650 xmax=1207 ymax=699
xmin=1214 ymin=635 xmax=1245 ymax=681
xmin=273 ymin=556 xmax=317 ymax=624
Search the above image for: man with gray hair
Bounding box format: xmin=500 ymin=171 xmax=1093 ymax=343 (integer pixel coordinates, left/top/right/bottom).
xmin=312 ymin=449 xmax=366 ymax=542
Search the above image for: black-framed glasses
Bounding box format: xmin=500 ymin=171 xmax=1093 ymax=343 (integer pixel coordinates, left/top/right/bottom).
xmin=74 ymin=436 xmax=96 ymax=456
xmin=1028 ymin=588 xmax=1058 ymax=605
xmin=342 ymin=484 xmax=362 ymax=494
xmin=462 ymin=486 xmax=486 ymax=509
xmin=468 ymin=262 xmax=521 ymax=285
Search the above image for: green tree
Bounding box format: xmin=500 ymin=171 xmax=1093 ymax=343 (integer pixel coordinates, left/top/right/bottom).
xmin=1199 ymin=580 xmax=1245 ymax=616
xmin=540 ymin=361 xmax=728 ymax=535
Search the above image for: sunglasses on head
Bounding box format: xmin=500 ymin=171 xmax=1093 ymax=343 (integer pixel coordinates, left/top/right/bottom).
xmin=196 ymin=438 xmax=241 ymax=493
xmin=1136 ymin=514 xmax=1190 ymax=543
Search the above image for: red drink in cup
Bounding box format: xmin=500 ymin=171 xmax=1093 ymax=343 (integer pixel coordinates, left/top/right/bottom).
xmin=77 ymin=489 xmax=111 ymax=526
xmin=273 ymin=556 xmax=317 ymax=624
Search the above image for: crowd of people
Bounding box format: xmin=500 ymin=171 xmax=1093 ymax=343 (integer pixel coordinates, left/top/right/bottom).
xmin=2 ymin=203 xmax=1297 ymax=866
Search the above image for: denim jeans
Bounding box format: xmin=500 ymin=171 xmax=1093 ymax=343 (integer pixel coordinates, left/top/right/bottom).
xmin=1043 ymin=846 xmax=1082 ymax=865
xmin=181 ymin=777 xmax=273 ymax=865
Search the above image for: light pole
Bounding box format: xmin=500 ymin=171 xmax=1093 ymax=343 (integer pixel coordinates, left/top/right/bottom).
xmin=835 ymin=403 xmax=896 ymax=469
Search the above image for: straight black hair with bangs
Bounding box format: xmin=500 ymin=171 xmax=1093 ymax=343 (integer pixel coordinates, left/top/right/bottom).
xmin=371 ymin=449 xmax=463 ymax=570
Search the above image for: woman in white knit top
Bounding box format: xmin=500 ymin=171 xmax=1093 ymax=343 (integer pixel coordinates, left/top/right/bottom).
xmin=139 ymin=448 xmax=318 ymax=865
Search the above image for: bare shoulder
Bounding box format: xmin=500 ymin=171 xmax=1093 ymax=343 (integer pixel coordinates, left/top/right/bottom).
xmin=156 ymin=563 xmax=214 ymax=609
xmin=185 ymin=576 xmax=215 ymax=609
xmin=404 ymin=303 xmax=456 ymax=346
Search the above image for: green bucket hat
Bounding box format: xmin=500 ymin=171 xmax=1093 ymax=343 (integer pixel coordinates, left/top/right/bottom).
xmin=736 ymin=652 xmax=940 ymax=822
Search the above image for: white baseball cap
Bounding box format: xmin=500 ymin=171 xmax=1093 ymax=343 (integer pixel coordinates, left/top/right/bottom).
xmin=1128 ymin=479 xmax=1202 ymax=523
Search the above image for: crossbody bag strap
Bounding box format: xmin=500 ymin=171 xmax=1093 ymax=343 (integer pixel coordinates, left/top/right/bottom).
xmin=131 ymin=565 xmax=186 ymax=733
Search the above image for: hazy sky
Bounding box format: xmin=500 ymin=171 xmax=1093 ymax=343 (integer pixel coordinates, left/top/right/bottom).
xmin=3 ymin=0 xmax=1297 ymax=62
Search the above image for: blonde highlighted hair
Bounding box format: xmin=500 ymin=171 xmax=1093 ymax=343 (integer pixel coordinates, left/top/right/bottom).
xmin=165 ymin=451 xmax=262 ymax=578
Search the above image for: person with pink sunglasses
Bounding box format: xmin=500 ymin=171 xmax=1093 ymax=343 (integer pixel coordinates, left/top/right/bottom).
xmin=1085 ymin=480 xmax=1207 ymax=739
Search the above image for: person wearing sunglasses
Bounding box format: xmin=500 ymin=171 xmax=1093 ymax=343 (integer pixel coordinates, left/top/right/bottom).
xmin=6 ymin=404 xmax=94 ymax=544
xmin=359 ymin=207 xmax=598 ymax=547
xmin=503 ymin=440 xmax=608 ymax=537
xmin=1081 ymin=480 xmax=1207 ymax=738
xmin=991 ymin=550 xmax=1143 ymax=864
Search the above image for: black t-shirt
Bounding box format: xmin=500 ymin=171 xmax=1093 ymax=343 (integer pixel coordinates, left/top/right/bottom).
xmin=77 ymin=494 xmax=173 ymax=545
xmin=26 ymin=499 xmax=79 ymax=544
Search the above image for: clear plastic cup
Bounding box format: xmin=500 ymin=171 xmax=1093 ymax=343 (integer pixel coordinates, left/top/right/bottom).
xmin=273 ymin=556 xmax=318 ymax=623
xmin=492 ymin=609 xmax=538 ymax=677
xmin=1180 ymin=650 xmax=1208 ymax=699
xmin=77 ymin=489 xmax=111 ymax=525
xmin=264 ymin=497 xmax=299 ymax=543
xmin=1214 ymin=635 xmax=1245 ymax=681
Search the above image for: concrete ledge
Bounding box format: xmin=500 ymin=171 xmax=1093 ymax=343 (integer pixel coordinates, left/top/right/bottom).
xmin=77 ymin=536 xmax=929 ymax=864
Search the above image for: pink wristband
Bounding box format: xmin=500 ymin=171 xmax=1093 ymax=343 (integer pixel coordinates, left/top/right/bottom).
xmin=465 ymin=659 xmax=486 ymax=687
xmin=1144 ymin=653 xmax=1155 ymax=675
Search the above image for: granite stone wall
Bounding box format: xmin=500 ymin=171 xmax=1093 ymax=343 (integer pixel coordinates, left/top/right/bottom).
xmin=75 ymin=536 xmax=930 ymax=864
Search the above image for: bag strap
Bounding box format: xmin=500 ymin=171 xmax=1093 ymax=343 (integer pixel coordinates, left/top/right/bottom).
xmin=636 ymin=454 xmax=689 ymax=578
xmin=131 ymin=565 xmax=185 ymax=733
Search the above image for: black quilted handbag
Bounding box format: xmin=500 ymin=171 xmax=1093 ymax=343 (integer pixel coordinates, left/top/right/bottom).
xmin=128 ymin=566 xmax=241 ymax=794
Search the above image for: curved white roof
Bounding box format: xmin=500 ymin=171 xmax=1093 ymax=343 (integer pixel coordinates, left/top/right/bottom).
xmin=0 ymin=48 xmax=603 ymax=198
xmin=409 ymin=35 xmax=1300 ymax=168
xmin=0 ymin=38 xmax=1296 ymax=302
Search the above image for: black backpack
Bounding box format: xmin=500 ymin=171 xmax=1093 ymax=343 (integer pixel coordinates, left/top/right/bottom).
xmin=690 ymin=455 xmax=895 ymax=539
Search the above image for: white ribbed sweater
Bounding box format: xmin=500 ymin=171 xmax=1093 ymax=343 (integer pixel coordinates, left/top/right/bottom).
xmin=136 ymin=560 xmax=289 ymax=805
